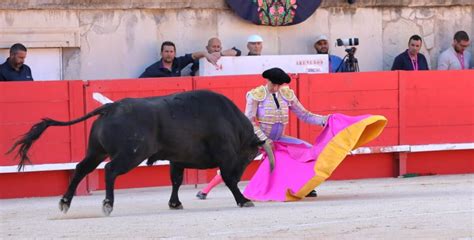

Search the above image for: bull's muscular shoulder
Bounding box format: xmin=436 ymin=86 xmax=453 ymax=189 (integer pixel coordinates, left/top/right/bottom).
xmin=248 ymin=85 xmax=267 ymax=101
xmin=279 ymin=86 xmax=295 ymax=101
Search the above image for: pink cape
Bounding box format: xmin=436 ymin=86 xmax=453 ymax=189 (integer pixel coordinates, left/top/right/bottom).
xmin=243 ymin=113 xmax=387 ymax=202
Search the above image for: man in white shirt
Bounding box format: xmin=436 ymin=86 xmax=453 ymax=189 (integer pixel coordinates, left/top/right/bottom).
xmin=437 ymin=31 xmax=471 ymax=70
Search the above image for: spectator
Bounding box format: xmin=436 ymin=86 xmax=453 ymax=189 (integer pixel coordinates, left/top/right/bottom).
xmin=139 ymin=41 xmax=220 ymax=78
xmin=438 ymin=31 xmax=471 ymax=70
xmin=191 ymin=37 xmax=242 ymax=76
xmin=247 ymin=34 xmax=263 ymax=56
xmin=391 ymin=35 xmax=429 ymax=71
xmin=313 ymin=35 xmax=344 ymax=73
xmin=0 ymin=43 xmax=33 ymax=81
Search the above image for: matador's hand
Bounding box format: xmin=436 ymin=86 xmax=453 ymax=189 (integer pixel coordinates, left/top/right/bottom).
xmin=322 ymin=115 xmax=330 ymax=127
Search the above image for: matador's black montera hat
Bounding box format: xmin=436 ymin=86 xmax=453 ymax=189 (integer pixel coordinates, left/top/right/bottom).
xmin=262 ymin=67 xmax=291 ymax=85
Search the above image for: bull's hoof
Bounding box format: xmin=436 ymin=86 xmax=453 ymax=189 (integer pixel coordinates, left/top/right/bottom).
xmin=238 ymin=201 xmax=255 ymax=208
xmin=102 ymin=199 xmax=113 ymax=216
xmin=58 ymin=198 xmax=70 ymax=214
xmin=168 ymin=201 xmax=183 ymax=210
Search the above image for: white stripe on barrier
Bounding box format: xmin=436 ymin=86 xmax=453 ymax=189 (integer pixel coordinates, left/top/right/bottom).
xmin=1 ymin=144 xmax=471 ymax=174
xmin=409 ymin=143 xmax=474 ymax=152
xmin=350 ymin=145 xmax=410 ymax=154
xmin=92 ymin=92 xmax=113 ymax=104
xmin=0 ymin=160 xmax=170 ymax=174
xmin=351 ymin=142 xmax=474 ymax=154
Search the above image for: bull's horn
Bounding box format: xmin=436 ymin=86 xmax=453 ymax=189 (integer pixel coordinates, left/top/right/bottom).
xmin=262 ymin=141 xmax=275 ymax=172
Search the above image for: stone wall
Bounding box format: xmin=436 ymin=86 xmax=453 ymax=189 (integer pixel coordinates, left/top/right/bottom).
xmin=0 ymin=0 xmax=472 ymax=80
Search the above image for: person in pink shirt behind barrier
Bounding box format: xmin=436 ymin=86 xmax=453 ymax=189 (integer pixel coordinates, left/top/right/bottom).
xmin=437 ymin=31 xmax=471 ymax=70
xmin=196 ymin=68 xmax=327 ymax=200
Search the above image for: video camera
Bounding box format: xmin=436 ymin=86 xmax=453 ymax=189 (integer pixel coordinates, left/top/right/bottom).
xmin=336 ymin=38 xmax=359 ymax=47
xmin=334 ymin=38 xmax=359 ymax=72
xmin=345 ymin=47 xmax=357 ymax=55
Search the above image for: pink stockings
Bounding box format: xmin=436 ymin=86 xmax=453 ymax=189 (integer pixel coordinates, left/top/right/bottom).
xmin=201 ymin=173 xmax=223 ymax=194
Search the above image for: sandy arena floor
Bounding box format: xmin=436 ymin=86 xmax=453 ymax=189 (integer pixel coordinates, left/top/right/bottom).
xmin=1 ymin=174 xmax=473 ymax=239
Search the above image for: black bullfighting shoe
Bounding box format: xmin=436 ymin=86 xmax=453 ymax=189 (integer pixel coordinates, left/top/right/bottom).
xmin=196 ymin=191 xmax=207 ymax=200
xmin=306 ymin=190 xmax=318 ymax=197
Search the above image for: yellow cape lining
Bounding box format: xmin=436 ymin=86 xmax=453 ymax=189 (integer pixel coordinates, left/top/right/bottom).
xmin=285 ymin=115 xmax=388 ymax=201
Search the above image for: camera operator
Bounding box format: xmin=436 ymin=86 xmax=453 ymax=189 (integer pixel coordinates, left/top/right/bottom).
xmin=313 ymin=35 xmax=344 ymax=73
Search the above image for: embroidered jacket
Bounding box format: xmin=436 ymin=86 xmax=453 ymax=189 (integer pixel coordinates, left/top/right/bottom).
xmin=244 ymin=85 xmax=327 ymax=141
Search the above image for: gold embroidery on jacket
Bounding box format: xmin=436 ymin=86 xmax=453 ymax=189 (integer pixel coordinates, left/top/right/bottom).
xmin=249 ymin=86 xmax=267 ymax=101
xmin=256 ymin=94 xmax=289 ymax=125
xmin=279 ymin=86 xmax=295 ymax=101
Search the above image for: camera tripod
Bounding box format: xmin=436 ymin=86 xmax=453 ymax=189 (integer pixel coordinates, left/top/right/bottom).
xmin=335 ymin=47 xmax=359 ymax=72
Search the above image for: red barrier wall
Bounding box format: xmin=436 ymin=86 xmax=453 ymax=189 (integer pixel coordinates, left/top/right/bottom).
xmin=0 ymin=81 xmax=86 ymax=198
xmin=1 ymin=70 xmax=473 ymax=199
xmin=399 ymin=70 xmax=474 ymax=174
xmin=399 ymin=70 xmax=474 ymax=144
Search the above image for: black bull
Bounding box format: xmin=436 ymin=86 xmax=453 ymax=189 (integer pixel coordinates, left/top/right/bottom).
xmin=8 ymin=90 xmax=275 ymax=215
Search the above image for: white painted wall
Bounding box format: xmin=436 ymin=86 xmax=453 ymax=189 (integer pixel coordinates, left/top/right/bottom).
xmin=0 ymin=4 xmax=472 ymax=80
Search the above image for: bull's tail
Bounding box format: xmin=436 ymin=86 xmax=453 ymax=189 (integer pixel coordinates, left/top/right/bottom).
xmin=7 ymin=103 xmax=115 ymax=171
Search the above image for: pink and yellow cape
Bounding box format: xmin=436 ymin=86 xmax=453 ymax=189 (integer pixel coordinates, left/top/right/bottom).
xmin=243 ymin=113 xmax=387 ymax=201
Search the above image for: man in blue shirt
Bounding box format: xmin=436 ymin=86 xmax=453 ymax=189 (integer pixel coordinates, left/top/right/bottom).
xmin=313 ymin=35 xmax=343 ymax=73
xmin=0 ymin=43 xmax=33 ymax=81
xmin=391 ymin=35 xmax=429 ymax=71
xmin=140 ymin=41 xmax=220 ymax=78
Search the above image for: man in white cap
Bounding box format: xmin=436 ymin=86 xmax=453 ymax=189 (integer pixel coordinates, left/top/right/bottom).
xmin=247 ymin=34 xmax=263 ymax=56
xmin=314 ymin=34 xmax=344 ymax=72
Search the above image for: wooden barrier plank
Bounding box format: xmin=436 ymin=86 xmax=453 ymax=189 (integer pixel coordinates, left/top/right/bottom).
xmin=402 ymin=126 xmax=474 ymax=144
xmin=330 ymin=154 xmax=397 ymax=179
xmin=399 ymin=70 xmax=474 ymax=145
xmin=1 ymin=81 xmax=82 ymax=167
xmin=406 ymin=150 xmax=474 ymax=175
xmin=0 ymin=102 xmax=70 ymax=122
xmin=402 ymin=70 xmax=473 ymax=89
xmin=68 ymin=81 xmax=87 ymax=162
xmin=405 ymin=89 xmax=473 ymax=107
xmin=0 ymin=81 xmax=69 ymax=102
xmin=0 ymin=171 xmax=70 ymax=198
xmin=308 ymin=72 xmax=399 ymax=92
xmin=312 ymin=90 xmax=399 ymax=111
xmin=404 ymin=106 xmax=474 ymax=126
